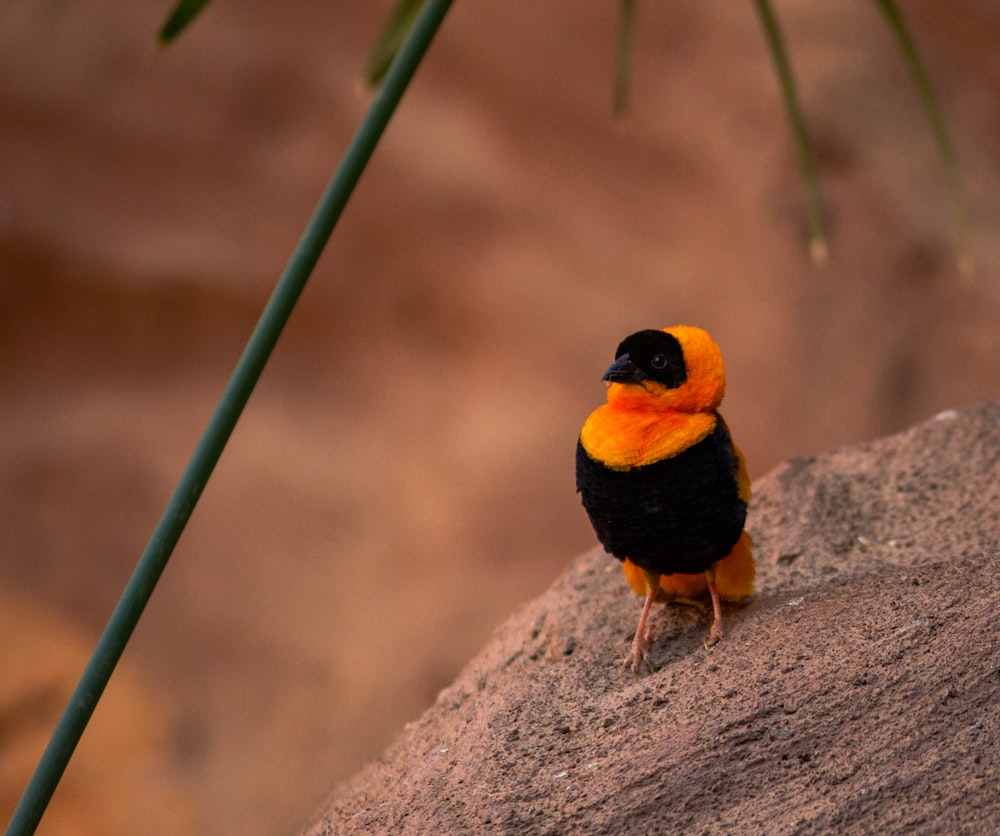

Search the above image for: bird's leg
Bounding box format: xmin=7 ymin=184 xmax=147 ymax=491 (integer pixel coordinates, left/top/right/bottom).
xmin=623 ymin=569 xmax=660 ymax=678
xmin=704 ymin=567 xmax=724 ymax=648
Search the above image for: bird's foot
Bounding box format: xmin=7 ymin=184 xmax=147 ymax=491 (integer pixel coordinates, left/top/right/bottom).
xmin=622 ymin=628 xmax=656 ymax=679
xmin=704 ymin=623 xmax=724 ymax=649
xmin=703 ymin=569 xmax=725 ymax=648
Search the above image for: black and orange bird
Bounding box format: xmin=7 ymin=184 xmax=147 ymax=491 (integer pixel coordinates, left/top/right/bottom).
xmin=575 ymin=325 xmax=755 ymax=676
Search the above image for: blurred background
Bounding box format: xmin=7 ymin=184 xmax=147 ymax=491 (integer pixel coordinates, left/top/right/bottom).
xmin=2 ymin=1 xmax=998 ymax=832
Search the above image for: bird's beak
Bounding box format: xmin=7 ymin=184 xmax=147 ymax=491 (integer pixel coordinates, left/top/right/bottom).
xmin=602 ymin=353 xmax=647 ymax=384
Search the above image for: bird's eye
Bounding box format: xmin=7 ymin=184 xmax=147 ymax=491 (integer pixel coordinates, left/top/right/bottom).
xmin=650 ymin=354 xmax=667 ymax=370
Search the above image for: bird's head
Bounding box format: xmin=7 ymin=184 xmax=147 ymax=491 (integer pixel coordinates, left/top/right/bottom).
xmin=601 ymin=325 xmax=726 ymax=412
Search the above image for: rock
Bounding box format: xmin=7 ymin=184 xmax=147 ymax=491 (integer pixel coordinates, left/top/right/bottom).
xmin=302 ymin=400 xmax=1000 ymax=834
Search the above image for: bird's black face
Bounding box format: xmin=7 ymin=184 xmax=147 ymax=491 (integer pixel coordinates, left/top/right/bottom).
xmin=603 ymin=329 xmax=688 ymax=388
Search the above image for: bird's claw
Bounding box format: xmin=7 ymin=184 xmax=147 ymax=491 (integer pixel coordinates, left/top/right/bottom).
xmin=622 ymin=630 xmax=656 ymax=679
xmin=622 ymin=648 xmax=654 ymax=680
xmin=704 ymin=624 xmax=724 ymax=648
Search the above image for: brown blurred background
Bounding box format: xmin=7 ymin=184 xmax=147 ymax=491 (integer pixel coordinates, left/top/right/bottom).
xmin=1 ymin=1 xmax=998 ymax=833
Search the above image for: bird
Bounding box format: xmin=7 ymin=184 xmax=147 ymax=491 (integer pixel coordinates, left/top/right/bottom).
xmin=575 ymin=325 xmax=755 ymax=676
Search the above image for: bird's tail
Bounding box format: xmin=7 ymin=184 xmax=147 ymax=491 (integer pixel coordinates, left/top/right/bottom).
xmin=621 ymin=531 xmax=755 ymax=603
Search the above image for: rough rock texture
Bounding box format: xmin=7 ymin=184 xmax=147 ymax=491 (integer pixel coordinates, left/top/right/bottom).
xmin=304 ymin=401 xmax=1000 ymax=834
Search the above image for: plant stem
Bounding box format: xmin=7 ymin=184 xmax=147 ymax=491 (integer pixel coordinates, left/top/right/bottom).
xmin=873 ymin=0 xmax=971 ymax=275
xmin=5 ymin=1 xmax=453 ymax=833
xmin=614 ymin=0 xmax=637 ymax=115
xmin=753 ymin=0 xmax=827 ymax=264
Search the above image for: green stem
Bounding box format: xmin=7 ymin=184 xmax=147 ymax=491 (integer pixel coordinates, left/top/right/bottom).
xmin=363 ymin=0 xmax=427 ymax=88
xmin=5 ymin=1 xmax=453 ymax=833
xmin=873 ymin=0 xmax=971 ymax=274
xmin=614 ymin=0 xmax=637 ymax=115
xmin=753 ymin=0 xmax=827 ymax=263
xmin=158 ymin=0 xmax=213 ymax=45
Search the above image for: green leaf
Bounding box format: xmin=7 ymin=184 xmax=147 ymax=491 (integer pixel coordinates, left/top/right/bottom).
xmin=613 ymin=0 xmax=637 ymax=115
xmin=872 ymin=0 xmax=971 ymax=275
xmin=752 ymin=0 xmax=827 ymax=264
xmin=158 ymin=0 xmax=214 ymax=46
xmin=363 ymin=0 xmax=427 ymax=89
